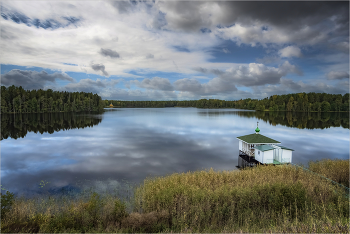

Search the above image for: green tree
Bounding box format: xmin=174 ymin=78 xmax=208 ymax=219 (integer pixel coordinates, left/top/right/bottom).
xmin=321 ymin=101 xmax=331 ymax=112
xmin=287 ymin=96 xmax=294 ymax=112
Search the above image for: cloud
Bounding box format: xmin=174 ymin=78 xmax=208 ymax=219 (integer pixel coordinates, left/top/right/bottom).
xmin=0 ymin=69 xmax=74 ymax=90
xmin=131 ymin=77 xmax=174 ymax=91
xmin=101 ymin=88 xmax=177 ymax=101
xmin=0 ymin=1 xmax=348 ymax=101
xmin=157 ymin=1 xmax=212 ymax=32
xmin=250 ymin=78 xmax=348 ymax=98
xmin=91 ymin=63 xmax=109 ymax=76
xmin=174 ymin=76 xmax=238 ymax=96
xmin=222 ymin=48 xmax=230 ymax=53
xmin=1 ymin=7 xmax=82 ymax=30
xmin=63 ymin=78 xmax=119 ymax=93
xmin=158 ymin=1 xmax=348 ymax=46
xmin=194 ymin=61 xmax=302 ymax=87
xmin=146 ymin=54 xmax=154 ymax=59
xmin=279 ymin=46 xmax=302 ymax=58
xmin=333 ymin=41 xmax=349 ymax=53
xmin=100 ymin=48 xmax=120 ymax=58
xmin=256 ymin=56 xmax=281 ymax=64
xmin=327 ymin=71 xmax=349 ymax=80
xmin=215 ymin=23 xmax=328 ymax=46
xmin=128 ymin=75 xmax=240 ymax=96
xmin=110 ymin=0 xmax=135 ymax=14
xmin=0 ymin=1 xmax=220 ymax=77
xmin=174 ymin=78 xmax=202 ymax=93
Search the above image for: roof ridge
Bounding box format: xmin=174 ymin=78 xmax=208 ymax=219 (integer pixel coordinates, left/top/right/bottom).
xmin=237 ymin=133 xmax=280 ymax=144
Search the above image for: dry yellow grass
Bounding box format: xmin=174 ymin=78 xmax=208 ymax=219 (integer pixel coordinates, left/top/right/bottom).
xmin=308 ymin=158 xmax=349 ymax=187
xmin=1 ymin=161 xmax=349 ymax=233
xmin=133 ymin=165 xmax=349 ymax=232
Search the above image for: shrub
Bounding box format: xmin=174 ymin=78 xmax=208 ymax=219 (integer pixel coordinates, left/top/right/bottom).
xmin=1 ymin=190 xmax=15 ymax=219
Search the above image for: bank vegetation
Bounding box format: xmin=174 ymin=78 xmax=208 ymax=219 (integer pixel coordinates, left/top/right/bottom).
xmin=1 ymin=159 xmax=349 ymax=233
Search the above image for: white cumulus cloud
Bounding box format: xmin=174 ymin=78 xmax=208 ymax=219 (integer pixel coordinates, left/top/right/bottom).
xmin=279 ymin=46 xmax=302 ymax=58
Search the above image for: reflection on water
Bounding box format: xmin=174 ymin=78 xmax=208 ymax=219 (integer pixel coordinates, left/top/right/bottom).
xmin=1 ymin=112 xmax=102 ymax=140
xmin=1 ymin=108 xmax=349 ymax=197
xmin=197 ymin=110 xmax=349 ymax=129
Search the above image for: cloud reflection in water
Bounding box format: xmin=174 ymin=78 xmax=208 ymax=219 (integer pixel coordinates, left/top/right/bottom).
xmin=1 ymin=108 xmax=348 ymax=196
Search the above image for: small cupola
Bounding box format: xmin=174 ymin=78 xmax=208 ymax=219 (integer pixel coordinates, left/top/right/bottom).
xmin=255 ymin=121 xmax=260 ymax=134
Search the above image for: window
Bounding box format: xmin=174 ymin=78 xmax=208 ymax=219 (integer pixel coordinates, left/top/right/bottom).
xmin=258 ymin=151 xmax=260 ymax=155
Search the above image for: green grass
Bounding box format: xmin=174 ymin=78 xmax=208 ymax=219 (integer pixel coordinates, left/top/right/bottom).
xmin=1 ymin=159 xmax=349 ymax=233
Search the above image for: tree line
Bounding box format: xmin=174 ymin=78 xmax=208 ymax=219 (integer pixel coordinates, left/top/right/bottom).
xmin=105 ymin=92 xmax=349 ymax=112
xmin=1 ymin=85 xmax=106 ymax=114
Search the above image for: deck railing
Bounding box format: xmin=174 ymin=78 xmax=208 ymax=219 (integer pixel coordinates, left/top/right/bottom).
xmin=244 ymin=149 xmax=255 ymax=156
xmin=239 ymin=150 xmax=255 ymax=157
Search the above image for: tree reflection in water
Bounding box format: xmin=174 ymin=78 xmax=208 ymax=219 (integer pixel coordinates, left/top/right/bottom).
xmin=197 ymin=110 xmax=349 ymax=129
xmin=1 ymin=112 xmax=102 ymax=140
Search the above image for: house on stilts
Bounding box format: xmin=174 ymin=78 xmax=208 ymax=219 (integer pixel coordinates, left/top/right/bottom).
xmin=237 ymin=122 xmax=294 ymax=168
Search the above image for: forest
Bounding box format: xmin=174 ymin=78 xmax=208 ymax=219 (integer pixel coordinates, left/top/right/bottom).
xmin=1 ymin=85 xmax=105 ymax=114
xmin=105 ymin=92 xmax=349 ymax=112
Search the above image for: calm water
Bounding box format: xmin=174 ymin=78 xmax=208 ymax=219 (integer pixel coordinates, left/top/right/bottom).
xmin=1 ymin=108 xmax=349 ymax=196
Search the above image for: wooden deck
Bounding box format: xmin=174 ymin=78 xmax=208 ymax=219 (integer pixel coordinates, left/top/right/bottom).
xmin=237 ymin=151 xmax=290 ymax=169
xmin=237 ymin=150 xmax=263 ymax=169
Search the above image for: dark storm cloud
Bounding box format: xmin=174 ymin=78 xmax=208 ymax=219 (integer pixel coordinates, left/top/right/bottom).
xmin=160 ymin=1 xmax=348 ymax=31
xmin=100 ymin=48 xmax=120 ymax=58
xmin=327 ymin=71 xmax=349 ymax=80
xmin=158 ymin=2 xmax=211 ymax=32
xmin=0 ymin=69 xmax=74 ymax=90
xmin=91 ymin=63 xmax=109 ymax=76
xmin=159 ymin=1 xmax=348 ymax=46
xmin=216 ymin=2 xmax=348 ymax=29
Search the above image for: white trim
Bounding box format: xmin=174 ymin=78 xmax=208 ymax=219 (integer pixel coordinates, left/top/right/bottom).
xmin=237 ymin=139 xmax=281 ymax=145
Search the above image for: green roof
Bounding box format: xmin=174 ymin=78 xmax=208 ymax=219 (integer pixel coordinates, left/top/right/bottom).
xmin=237 ymin=133 xmax=280 ymax=144
xmin=280 ymin=146 xmax=294 ymax=151
xmin=255 ymin=145 xmax=275 ymax=151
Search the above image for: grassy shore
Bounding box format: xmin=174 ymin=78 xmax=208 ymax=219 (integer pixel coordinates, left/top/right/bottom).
xmin=1 ymin=159 xmax=349 ymax=233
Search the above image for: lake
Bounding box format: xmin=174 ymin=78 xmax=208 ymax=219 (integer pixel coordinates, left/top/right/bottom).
xmin=1 ymin=108 xmax=349 ymax=197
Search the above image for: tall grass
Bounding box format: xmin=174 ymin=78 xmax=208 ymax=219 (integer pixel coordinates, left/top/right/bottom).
xmin=134 ymin=165 xmax=349 ymax=232
xmin=1 ymin=161 xmax=349 ymax=233
xmin=308 ymin=158 xmax=349 ymax=187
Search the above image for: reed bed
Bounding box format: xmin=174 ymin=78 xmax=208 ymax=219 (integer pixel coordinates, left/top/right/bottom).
xmin=308 ymin=158 xmax=349 ymax=187
xmin=1 ymin=161 xmax=349 ymax=233
xmin=133 ymin=165 xmax=349 ymax=232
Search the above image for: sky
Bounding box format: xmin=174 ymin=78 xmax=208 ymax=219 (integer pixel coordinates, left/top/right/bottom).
xmin=0 ymin=1 xmax=349 ymax=101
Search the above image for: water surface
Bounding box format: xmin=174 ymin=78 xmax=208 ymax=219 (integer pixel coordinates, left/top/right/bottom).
xmin=1 ymin=108 xmax=348 ymax=196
